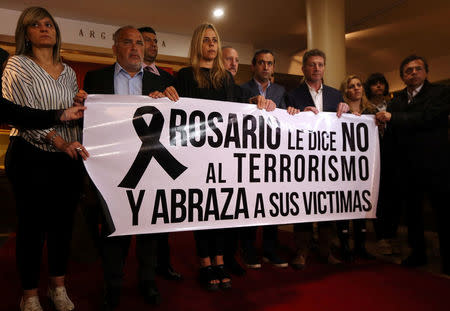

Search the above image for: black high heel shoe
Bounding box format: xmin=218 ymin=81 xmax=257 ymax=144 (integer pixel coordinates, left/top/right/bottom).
xmin=214 ymin=265 xmax=232 ymax=290
xmin=199 ymin=266 xmax=220 ymax=291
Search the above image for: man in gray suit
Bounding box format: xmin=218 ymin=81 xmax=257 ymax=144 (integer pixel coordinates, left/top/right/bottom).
xmin=241 ymin=49 xmax=286 ymax=108
xmin=240 ymin=49 xmax=288 ymax=269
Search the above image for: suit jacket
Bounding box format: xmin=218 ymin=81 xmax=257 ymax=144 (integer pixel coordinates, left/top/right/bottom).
xmin=385 ymin=80 xmax=449 ymax=178
xmin=240 ymin=79 xmax=286 ymax=109
xmin=83 ymin=63 xmax=162 ymax=237
xmin=286 ymin=82 xmax=344 ymax=112
xmin=83 ymin=63 xmax=167 ymax=95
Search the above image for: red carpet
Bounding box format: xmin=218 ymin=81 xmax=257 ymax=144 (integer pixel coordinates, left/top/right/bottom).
xmin=1 ymin=230 xmax=449 ymax=311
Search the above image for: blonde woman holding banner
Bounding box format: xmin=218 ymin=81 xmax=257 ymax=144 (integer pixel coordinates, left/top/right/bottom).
xmin=176 ymin=23 xmax=275 ymax=291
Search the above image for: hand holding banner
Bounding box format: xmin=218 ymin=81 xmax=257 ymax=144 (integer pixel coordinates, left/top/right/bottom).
xmin=83 ymin=95 xmax=379 ymax=236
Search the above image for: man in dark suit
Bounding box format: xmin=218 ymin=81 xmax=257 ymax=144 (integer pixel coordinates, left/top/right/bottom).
xmin=376 ymin=55 xmax=449 ymax=274
xmin=82 ymin=26 xmax=178 ymax=311
xmin=240 ymin=49 xmax=288 ymax=269
xmin=137 ymin=26 xmax=182 ymax=282
xmin=241 ymin=49 xmax=286 ymax=109
xmin=286 ymin=49 xmax=349 ymax=269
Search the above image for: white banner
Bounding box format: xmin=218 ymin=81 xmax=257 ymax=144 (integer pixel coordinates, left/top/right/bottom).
xmin=83 ymin=95 xmax=380 ymax=236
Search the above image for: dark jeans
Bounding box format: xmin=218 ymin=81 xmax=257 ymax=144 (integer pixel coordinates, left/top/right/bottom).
xmin=7 ymin=137 xmax=82 ymax=289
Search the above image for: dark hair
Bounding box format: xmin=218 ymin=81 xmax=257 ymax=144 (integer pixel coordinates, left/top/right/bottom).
xmin=252 ymin=49 xmax=275 ymax=65
xmin=0 ymin=47 xmax=9 ymax=66
xmin=303 ymin=49 xmax=326 ymax=65
xmin=399 ymin=54 xmax=428 ymax=78
xmin=364 ymin=73 xmax=389 ymax=99
xmin=138 ymin=26 xmax=156 ymax=35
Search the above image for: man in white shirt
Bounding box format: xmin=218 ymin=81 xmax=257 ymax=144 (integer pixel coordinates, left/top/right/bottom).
xmin=285 ymin=49 xmax=349 ymax=269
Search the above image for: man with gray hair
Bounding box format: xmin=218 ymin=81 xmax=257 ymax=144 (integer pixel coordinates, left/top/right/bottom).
xmin=222 ymin=46 xmax=239 ymax=77
xmin=80 ymin=25 xmax=174 ymax=310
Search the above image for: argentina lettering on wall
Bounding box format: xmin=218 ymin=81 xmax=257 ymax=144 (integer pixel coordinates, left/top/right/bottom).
xmin=83 ymin=95 xmax=380 ymax=236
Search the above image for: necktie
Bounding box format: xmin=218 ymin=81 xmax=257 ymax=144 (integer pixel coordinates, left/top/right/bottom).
xmin=145 ymin=65 xmax=160 ymax=76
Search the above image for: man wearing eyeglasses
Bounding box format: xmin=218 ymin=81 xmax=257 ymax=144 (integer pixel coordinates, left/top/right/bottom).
xmin=81 ymin=26 xmax=173 ymax=310
xmin=376 ymin=55 xmax=450 ymax=275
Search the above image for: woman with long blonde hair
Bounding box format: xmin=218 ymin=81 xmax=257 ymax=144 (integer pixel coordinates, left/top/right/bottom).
xmin=176 ymin=23 xmax=236 ymax=292
xmin=339 ymin=74 xmax=377 ymax=115
xmin=177 ymin=23 xmax=235 ymax=100
xmin=176 ymin=23 xmax=274 ymax=291
xmin=336 ymin=74 xmax=376 ymax=261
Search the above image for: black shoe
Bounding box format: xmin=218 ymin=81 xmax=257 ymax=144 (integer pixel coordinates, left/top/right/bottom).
xmin=102 ymin=300 xmax=117 ymax=311
xmin=225 ymin=257 xmax=246 ymax=276
xmin=214 ymin=265 xmax=232 ymax=290
xmin=199 ymin=266 xmax=220 ymax=291
xmin=262 ymin=252 xmax=288 ymax=268
xmin=102 ymin=285 xmax=120 ymax=311
xmin=354 ymin=247 xmax=375 ymax=260
xmin=156 ymin=265 xmax=183 ymax=281
xmin=138 ymin=281 xmax=161 ymax=305
xmin=402 ymin=254 xmax=427 ymax=267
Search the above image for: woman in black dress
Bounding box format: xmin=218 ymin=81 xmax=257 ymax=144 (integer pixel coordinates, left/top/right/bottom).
xmin=176 ymin=23 xmax=273 ymax=291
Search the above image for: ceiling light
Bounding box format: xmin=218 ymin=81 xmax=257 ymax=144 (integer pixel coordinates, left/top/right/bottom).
xmin=213 ymin=8 xmax=224 ymax=18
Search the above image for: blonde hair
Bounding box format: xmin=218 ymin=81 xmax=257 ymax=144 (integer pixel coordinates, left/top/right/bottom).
xmin=15 ymin=7 xmax=62 ymax=63
xmin=189 ymin=23 xmax=229 ymax=89
xmin=340 ymin=75 xmax=376 ymax=113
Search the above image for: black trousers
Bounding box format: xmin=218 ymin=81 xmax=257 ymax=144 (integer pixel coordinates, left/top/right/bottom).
xmin=336 ymin=219 xmax=367 ymax=249
xmin=100 ymin=230 xmax=157 ymax=289
xmin=194 ymin=229 xmax=225 ymax=259
xmin=399 ymin=162 xmax=449 ymax=272
xmin=375 ymin=142 xmax=402 ymax=241
xmin=223 ymin=228 xmax=242 ymax=261
xmin=6 ymin=137 xmax=82 ymax=290
xmin=156 ymin=233 xmax=170 ymax=268
xmin=241 ymin=225 xmax=279 ymax=255
xmin=293 ymin=222 xmax=335 ymax=257
xmin=98 ymin=190 xmax=157 ymax=288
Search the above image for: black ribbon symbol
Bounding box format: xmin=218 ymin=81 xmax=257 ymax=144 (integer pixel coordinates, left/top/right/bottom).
xmin=118 ymin=106 xmax=187 ymax=189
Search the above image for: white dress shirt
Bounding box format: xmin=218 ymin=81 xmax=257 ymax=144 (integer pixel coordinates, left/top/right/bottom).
xmin=306 ymin=81 xmax=324 ymax=112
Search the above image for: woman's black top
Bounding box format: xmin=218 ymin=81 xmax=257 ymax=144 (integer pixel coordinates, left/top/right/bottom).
xmin=176 ymin=67 xmax=249 ymax=103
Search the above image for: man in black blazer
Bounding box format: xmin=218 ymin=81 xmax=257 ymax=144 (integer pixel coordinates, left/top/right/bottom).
xmin=286 ymin=49 xmax=349 ymax=269
xmin=137 ymin=26 xmax=182 ymax=281
xmin=82 ymin=26 xmax=178 ymax=311
xmin=376 ymin=55 xmax=449 ymax=274
xmin=241 ymin=49 xmax=286 ymax=109
xmin=240 ymin=49 xmax=288 ymax=269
